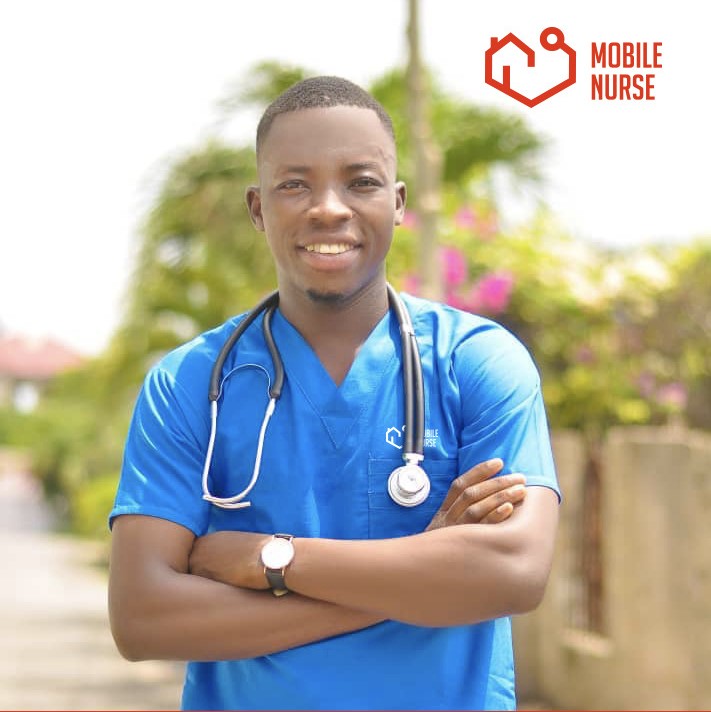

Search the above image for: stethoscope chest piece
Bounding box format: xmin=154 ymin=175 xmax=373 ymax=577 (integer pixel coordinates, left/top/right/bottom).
xmin=387 ymin=464 xmax=431 ymax=507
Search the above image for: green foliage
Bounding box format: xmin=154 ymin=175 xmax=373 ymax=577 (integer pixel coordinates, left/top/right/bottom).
xmin=21 ymin=361 xmax=129 ymax=518
xmin=70 ymin=473 xmax=120 ymax=539
xmin=390 ymin=207 xmax=710 ymax=436
xmin=628 ymin=240 xmax=711 ymax=427
xmin=0 ymin=407 xmax=43 ymax=448
xmin=370 ymin=68 xmax=548 ymax=199
xmin=134 ymin=141 xmax=274 ymax=334
xmin=219 ymin=61 xmax=310 ymax=113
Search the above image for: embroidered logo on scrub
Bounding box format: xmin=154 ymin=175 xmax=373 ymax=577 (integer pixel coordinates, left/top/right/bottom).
xmin=386 ymin=426 xmax=440 ymax=450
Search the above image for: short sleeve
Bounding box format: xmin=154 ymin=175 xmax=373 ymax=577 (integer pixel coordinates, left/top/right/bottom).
xmin=453 ymin=325 xmax=560 ymax=499
xmin=109 ymin=365 xmax=213 ymax=535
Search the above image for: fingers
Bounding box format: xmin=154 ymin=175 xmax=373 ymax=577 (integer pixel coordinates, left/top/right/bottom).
xmin=426 ymin=478 xmax=527 ymax=530
xmin=444 ymin=468 xmax=525 ymax=518
xmin=440 ymin=458 xmax=505 ymax=510
xmin=444 ymin=472 xmax=527 ymax=525
xmin=481 ymin=501 xmax=514 ymax=524
xmin=426 ymin=458 xmax=531 ymax=531
xmin=457 ymin=485 xmax=527 ymax=525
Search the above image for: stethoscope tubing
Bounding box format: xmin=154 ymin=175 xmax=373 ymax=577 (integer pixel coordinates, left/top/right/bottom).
xmin=202 ymin=284 xmax=427 ymax=508
xmin=387 ymin=283 xmax=424 ymax=460
xmin=208 ymin=290 xmax=281 ymax=402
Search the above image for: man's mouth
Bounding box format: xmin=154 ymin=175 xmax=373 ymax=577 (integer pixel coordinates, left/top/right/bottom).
xmin=304 ymin=243 xmax=355 ymax=255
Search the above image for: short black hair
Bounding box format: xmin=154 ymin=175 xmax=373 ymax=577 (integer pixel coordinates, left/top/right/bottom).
xmin=256 ymin=75 xmax=395 ymax=155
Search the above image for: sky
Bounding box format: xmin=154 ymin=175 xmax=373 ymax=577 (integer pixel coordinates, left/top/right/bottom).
xmin=1 ymin=0 xmax=709 ymax=355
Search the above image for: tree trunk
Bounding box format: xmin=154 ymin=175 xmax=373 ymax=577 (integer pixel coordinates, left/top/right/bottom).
xmin=405 ymin=0 xmax=443 ymax=301
xmin=581 ymin=434 xmax=605 ymax=633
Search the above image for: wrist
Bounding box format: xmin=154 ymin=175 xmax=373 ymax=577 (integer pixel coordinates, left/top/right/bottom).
xmin=260 ymin=533 xmax=296 ymax=596
xmin=249 ymin=534 xmax=272 ymax=589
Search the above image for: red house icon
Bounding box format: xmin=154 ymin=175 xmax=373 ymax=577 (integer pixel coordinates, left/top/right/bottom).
xmin=485 ymin=27 xmax=576 ymax=107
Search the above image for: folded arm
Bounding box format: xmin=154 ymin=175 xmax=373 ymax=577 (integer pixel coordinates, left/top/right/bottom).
xmin=289 ymin=486 xmax=557 ymax=625
xmin=191 ymin=484 xmax=558 ymax=627
xmin=109 ymin=514 xmax=383 ymax=662
xmin=109 ymin=459 xmax=536 ymax=661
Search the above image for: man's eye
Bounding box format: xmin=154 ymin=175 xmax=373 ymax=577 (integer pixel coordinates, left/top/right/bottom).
xmin=352 ymin=177 xmax=380 ymax=188
xmin=279 ymin=180 xmax=305 ymax=190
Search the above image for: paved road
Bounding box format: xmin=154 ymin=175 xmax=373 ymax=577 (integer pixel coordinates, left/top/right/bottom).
xmin=0 ymin=471 xmax=185 ymax=710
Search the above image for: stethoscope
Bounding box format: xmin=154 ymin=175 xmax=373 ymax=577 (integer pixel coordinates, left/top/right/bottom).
xmin=201 ymin=283 xmax=430 ymax=510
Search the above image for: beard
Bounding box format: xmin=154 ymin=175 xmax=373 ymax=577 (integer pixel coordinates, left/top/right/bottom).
xmin=305 ymin=288 xmax=347 ymax=305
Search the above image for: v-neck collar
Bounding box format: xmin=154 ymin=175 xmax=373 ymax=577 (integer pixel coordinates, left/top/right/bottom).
xmin=271 ymin=308 xmax=398 ymax=449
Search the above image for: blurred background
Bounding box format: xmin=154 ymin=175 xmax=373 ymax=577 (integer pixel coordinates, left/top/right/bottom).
xmin=1 ymin=0 xmax=709 ymax=709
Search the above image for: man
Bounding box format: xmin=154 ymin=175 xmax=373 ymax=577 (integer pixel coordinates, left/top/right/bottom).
xmin=109 ymin=76 xmax=560 ymax=710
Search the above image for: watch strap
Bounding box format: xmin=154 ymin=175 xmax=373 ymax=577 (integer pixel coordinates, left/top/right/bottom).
xmin=265 ymin=567 xmax=289 ymax=596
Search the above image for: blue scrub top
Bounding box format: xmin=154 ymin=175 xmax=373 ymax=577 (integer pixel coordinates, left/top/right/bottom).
xmin=111 ymin=293 xmax=559 ymax=710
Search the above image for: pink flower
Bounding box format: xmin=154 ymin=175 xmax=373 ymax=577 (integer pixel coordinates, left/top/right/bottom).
xmin=401 ymin=210 xmax=419 ymax=229
xmin=459 ymin=285 xmax=483 ymax=313
xmin=473 ymin=271 xmax=514 ymax=314
xmin=656 ymin=382 xmax=687 ymax=410
xmin=439 ymin=246 xmax=468 ymax=288
xmin=444 ymin=291 xmax=470 ymax=311
xmin=454 ymin=206 xmax=477 ymax=230
xmin=478 ymin=214 xmax=499 ymax=239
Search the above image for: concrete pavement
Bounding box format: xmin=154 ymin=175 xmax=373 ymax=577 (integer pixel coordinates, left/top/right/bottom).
xmin=0 ymin=471 xmax=185 ymax=710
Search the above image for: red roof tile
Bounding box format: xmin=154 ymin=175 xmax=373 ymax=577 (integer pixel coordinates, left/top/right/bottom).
xmin=0 ymin=335 xmax=85 ymax=380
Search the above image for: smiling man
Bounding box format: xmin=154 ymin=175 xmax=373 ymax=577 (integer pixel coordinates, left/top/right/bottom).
xmin=108 ymin=76 xmax=560 ymax=710
xmin=245 ymin=100 xmax=406 ymax=384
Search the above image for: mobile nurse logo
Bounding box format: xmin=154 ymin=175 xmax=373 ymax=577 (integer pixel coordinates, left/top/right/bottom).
xmin=386 ymin=425 xmax=440 ymax=450
xmin=485 ymin=27 xmax=576 ymax=107
xmin=484 ymin=26 xmax=663 ymax=105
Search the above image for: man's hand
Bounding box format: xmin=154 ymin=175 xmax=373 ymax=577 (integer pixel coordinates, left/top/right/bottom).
xmin=426 ymin=458 xmax=526 ymax=531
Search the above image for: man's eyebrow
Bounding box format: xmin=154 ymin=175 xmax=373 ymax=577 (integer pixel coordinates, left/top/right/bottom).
xmin=271 ymin=161 xmax=389 ymax=175
xmin=277 ymin=165 xmax=311 ymax=174
xmin=345 ymin=161 xmax=385 ymax=171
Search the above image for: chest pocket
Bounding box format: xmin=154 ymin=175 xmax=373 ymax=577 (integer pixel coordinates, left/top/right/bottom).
xmin=367 ymin=458 xmax=458 ymax=538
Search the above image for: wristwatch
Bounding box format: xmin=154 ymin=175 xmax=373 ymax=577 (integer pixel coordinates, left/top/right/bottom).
xmin=260 ymin=533 xmax=295 ymax=596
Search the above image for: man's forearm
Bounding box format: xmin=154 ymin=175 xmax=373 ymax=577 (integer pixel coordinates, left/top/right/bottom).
xmin=287 ymin=524 xmax=524 ymax=626
xmin=217 ymin=488 xmax=558 ymax=627
xmin=109 ymin=515 xmax=383 ymax=663
xmin=112 ymin=570 xmax=383 ymax=662
xmin=288 ymin=488 xmax=557 ymax=625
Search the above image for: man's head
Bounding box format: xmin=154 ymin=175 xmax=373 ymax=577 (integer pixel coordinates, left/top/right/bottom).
xmin=246 ymin=76 xmax=406 ymax=307
xmin=256 ymin=76 xmax=395 ymax=159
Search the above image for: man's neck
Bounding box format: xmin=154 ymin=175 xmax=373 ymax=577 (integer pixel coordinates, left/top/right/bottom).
xmin=277 ymin=280 xmax=390 ymax=385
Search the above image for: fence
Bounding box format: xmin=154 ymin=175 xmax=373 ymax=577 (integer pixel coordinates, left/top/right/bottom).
xmin=514 ymin=425 xmax=711 ymax=710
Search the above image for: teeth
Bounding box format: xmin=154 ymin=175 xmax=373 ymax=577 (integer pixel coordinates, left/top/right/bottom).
xmin=305 ymin=243 xmax=354 ymax=254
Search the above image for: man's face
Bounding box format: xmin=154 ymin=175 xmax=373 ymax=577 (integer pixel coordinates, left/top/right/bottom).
xmin=246 ymin=106 xmax=406 ymax=304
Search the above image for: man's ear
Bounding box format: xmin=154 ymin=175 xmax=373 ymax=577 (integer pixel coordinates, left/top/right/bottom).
xmin=393 ymin=181 xmax=407 ymax=226
xmin=245 ymin=185 xmax=265 ymax=231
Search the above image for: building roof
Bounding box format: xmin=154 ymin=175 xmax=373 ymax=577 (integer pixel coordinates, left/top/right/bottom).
xmin=0 ymin=334 xmax=85 ymax=380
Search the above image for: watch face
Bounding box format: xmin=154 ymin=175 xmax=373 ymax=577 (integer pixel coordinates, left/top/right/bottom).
xmin=261 ymin=537 xmax=295 ymax=569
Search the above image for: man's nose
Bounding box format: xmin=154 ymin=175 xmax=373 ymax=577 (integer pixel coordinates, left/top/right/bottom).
xmin=307 ymin=188 xmax=353 ymax=223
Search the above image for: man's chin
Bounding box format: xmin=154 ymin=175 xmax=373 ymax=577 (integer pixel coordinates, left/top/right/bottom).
xmin=305 ymin=288 xmax=347 ymax=305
